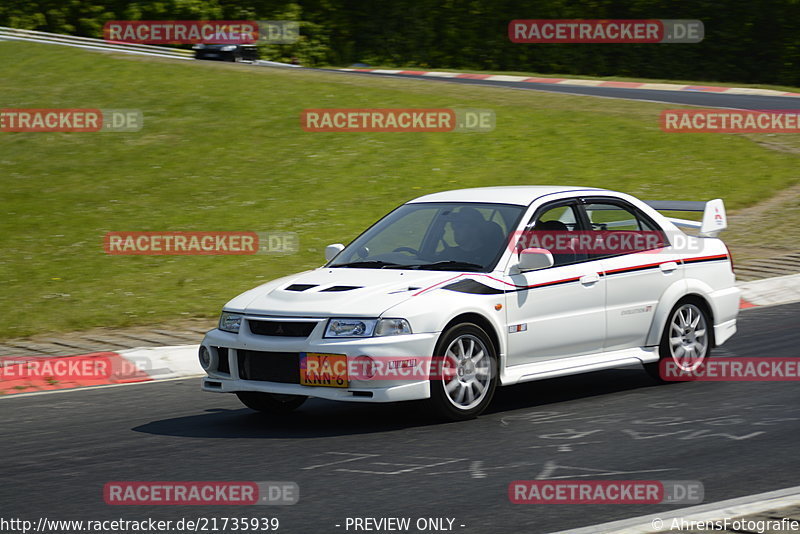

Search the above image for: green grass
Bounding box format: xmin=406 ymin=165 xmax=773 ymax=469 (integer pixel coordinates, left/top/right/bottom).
xmin=1 ymin=41 xmax=799 ymax=339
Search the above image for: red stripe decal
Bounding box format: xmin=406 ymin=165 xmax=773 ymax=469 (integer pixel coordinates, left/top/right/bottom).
xmin=683 ymin=254 xmax=729 ymax=263
xmin=524 ymin=276 xmax=582 ymax=289
xmin=604 ymin=261 xmax=665 ymax=275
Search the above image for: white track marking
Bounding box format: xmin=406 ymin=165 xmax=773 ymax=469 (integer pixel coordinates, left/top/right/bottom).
xmin=554 ymin=485 xmax=800 ymax=534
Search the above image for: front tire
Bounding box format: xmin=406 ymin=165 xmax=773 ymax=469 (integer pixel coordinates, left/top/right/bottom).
xmin=645 ymin=299 xmax=712 ymax=382
xmin=427 ymin=323 xmax=498 ymax=421
xmin=236 ymin=392 xmax=307 ymax=414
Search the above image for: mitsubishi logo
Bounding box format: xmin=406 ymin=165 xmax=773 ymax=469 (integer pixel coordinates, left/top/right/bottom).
xmin=275 ymin=324 xmax=284 ymax=335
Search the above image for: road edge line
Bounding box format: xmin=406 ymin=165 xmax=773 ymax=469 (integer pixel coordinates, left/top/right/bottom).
xmin=0 ymin=374 xmax=203 ymax=400
xmin=552 ymin=485 xmax=800 ymax=533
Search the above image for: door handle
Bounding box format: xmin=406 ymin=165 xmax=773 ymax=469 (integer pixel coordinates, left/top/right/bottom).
xmin=660 ymin=261 xmax=678 ymax=273
xmin=580 ymin=273 xmax=600 ymax=285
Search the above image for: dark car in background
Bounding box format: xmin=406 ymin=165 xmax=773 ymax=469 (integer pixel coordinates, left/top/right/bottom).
xmin=192 ymin=44 xmax=259 ymax=62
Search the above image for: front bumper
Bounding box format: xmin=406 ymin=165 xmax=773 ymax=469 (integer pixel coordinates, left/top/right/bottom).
xmin=200 ymin=327 xmax=438 ymax=403
xmin=202 ymin=376 xmax=429 ymax=403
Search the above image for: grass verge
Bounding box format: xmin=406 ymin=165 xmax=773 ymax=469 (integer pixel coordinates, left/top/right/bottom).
xmin=1 ymin=41 xmax=798 ymax=338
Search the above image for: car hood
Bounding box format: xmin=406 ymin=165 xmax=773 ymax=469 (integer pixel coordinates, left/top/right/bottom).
xmin=225 ymin=267 xmax=462 ymax=317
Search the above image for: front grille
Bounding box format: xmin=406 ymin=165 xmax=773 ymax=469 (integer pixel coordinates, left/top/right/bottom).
xmin=237 ymin=350 xmax=300 ymax=383
xmin=248 ymin=320 xmax=317 ymax=338
xmin=214 ymin=346 xmax=230 ymax=374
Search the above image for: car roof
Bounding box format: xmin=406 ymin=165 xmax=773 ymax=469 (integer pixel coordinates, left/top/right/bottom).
xmin=407 ymin=186 xmax=608 ymax=206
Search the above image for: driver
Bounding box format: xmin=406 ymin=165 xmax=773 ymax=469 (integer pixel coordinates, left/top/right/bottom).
xmin=444 ymin=207 xmax=500 ymax=266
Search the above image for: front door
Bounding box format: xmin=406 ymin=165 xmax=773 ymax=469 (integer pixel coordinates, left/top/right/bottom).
xmin=504 ymin=201 xmax=606 ymax=366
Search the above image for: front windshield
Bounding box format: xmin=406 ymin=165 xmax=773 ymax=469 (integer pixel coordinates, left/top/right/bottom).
xmin=328 ymin=202 xmax=525 ymax=271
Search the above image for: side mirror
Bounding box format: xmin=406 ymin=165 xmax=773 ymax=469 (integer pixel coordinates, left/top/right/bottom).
xmin=516 ymin=248 xmax=554 ymax=271
xmin=325 ymin=243 xmax=345 ymax=261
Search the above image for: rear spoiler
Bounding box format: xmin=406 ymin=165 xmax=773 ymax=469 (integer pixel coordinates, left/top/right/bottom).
xmin=644 ymin=199 xmax=727 ymax=238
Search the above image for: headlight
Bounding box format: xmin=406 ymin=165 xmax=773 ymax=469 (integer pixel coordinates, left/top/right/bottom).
xmin=192 ymin=44 xmax=205 ymax=50
xmin=221 ymin=45 xmax=237 ymax=52
xmin=219 ymin=312 xmax=243 ymax=333
xmin=375 ymin=318 xmax=412 ymax=336
xmin=325 ymin=319 xmax=376 ymax=338
xmin=324 ymin=318 xmax=412 ymax=338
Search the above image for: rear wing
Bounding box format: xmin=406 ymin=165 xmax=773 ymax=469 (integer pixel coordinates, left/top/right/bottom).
xmin=644 ymin=199 xmax=727 ymax=238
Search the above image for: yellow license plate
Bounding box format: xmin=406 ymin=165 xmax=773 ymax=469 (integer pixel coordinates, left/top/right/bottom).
xmin=300 ymin=353 xmax=349 ymax=388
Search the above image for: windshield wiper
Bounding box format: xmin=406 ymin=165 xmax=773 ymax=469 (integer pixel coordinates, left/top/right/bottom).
xmin=331 ymin=260 xmax=400 ymax=269
xmin=403 ymin=260 xmax=485 ymax=271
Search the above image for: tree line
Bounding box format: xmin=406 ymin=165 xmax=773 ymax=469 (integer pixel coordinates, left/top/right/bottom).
xmin=2 ymin=0 xmax=798 ymax=86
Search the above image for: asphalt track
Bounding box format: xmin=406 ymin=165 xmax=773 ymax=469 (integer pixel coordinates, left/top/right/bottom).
xmin=2 ymin=302 xmax=799 ymax=534
xmin=324 ymin=69 xmax=800 ymax=110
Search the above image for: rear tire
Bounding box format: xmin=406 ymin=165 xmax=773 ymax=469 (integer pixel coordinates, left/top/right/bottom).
xmin=236 ymin=392 xmax=307 ymax=413
xmin=645 ymin=298 xmax=712 ymax=383
xmin=427 ymin=323 xmax=498 ymax=421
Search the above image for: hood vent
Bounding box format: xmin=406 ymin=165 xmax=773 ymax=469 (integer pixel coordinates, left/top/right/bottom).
xmin=320 ymin=285 xmax=362 ymax=292
xmin=285 ymin=284 xmax=318 ymax=292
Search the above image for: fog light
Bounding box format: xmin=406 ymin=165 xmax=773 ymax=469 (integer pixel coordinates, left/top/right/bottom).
xmin=351 ymin=355 xmax=376 ymax=380
xmin=199 ymin=346 xmax=212 ymax=370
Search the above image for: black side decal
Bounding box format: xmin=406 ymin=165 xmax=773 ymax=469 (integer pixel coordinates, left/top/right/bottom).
xmin=443 ymin=279 xmax=504 ymax=295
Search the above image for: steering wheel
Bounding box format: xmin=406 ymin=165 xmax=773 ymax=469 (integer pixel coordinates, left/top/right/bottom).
xmin=393 ymin=247 xmax=419 ymax=255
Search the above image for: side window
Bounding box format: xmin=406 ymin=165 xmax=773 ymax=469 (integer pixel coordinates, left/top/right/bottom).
xmin=435 ymin=207 xmax=509 ymax=254
xmin=531 ymin=205 xmax=579 ymax=230
xmin=582 ymin=201 xmax=666 ymax=258
xmin=517 ymin=203 xmax=585 ymax=267
xmin=583 ymin=202 xmax=652 ymax=231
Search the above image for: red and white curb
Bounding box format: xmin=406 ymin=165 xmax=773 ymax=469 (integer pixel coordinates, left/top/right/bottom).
xmin=0 ymin=345 xmax=202 ymax=397
xmin=338 ymin=68 xmax=800 ymax=99
xmin=738 ymin=273 xmax=800 ymax=309
xmin=553 ymin=484 xmax=800 ymax=533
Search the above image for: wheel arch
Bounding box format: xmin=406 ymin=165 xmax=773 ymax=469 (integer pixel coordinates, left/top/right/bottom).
xmin=439 ymin=312 xmax=503 ymax=365
xmin=646 ymin=284 xmax=717 ymax=348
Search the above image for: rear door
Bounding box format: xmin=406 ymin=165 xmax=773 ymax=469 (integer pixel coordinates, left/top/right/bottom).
xmin=578 ymin=197 xmax=681 ymax=351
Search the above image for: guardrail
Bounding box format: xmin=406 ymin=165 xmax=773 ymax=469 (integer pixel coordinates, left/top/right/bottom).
xmin=0 ymin=26 xmax=193 ymax=60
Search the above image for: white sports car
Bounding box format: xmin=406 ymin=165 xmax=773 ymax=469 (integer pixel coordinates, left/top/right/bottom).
xmin=200 ymin=186 xmax=739 ymax=420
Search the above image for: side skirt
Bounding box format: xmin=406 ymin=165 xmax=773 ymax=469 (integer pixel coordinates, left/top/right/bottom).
xmin=500 ymin=347 xmax=659 ymax=385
